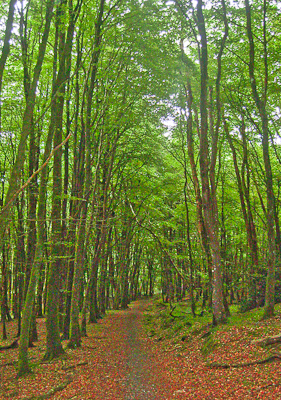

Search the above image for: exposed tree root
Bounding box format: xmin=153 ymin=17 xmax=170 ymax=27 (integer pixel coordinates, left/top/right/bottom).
xmin=24 ymin=376 xmax=73 ymax=400
xmin=42 ymin=348 xmax=65 ymax=362
xmin=209 ymin=333 xmax=281 ymax=369
xmin=208 ymin=354 xmax=281 ymax=369
xmin=67 ymin=338 xmax=82 ymax=349
xmin=0 ymin=339 xmax=18 ymax=351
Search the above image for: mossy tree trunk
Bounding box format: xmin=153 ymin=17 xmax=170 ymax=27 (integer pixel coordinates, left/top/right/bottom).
xmin=0 ymin=0 xmax=55 ymax=246
xmin=62 ymin=52 xmax=84 ymax=339
xmin=68 ymin=0 xmax=105 ymax=347
xmin=13 ymin=0 xmax=55 ymax=376
xmin=0 ymin=0 xmax=17 ymax=130
xmin=44 ymin=1 xmax=78 ymax=360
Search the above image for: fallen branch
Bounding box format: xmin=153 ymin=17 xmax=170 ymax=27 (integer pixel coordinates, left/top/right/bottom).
xmin=24 ymin=376 xmax=73 ymax=400
xmin=169 ymin=305 xmax=178 ymax=319
xmin=154 ymin=302 xmax=168 ymax=309
xmin=0 ymin=339 xmax=18 ymax=351
xmin=0 ymin=361 xmax=15 ymax=367
xmin=84 ymin=345 xmax=96 ymax=350
xmin=208 ymin=354 xmax=281 ymax=369
xmin=169 ymin=304 xmax=191 ymax=321
xmin=61 ymin=361 xmax=88 ymax=371
xmin=252 ymin=334 xmax=281 ymax=346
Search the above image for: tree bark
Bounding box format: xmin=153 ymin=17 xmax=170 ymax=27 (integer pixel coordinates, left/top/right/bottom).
xmin=0 ymin=0 xmax=17 ymax=130
xmin=197 ymin=0 xmax=226 ymax=325
xmin=15 ymin=0 xmax=56 ymax=377
xmin=245 ymin=0 xmax=276 ymax=318
xmin=44 ymin=0 xmax=79 ymax=360
xmin=225 ymin=116 xmax=260 ymax=310
xmin=68 ymin=0 xmax=105 ymax=347
xmin=0 ymin=0 xmax=55 ymax=249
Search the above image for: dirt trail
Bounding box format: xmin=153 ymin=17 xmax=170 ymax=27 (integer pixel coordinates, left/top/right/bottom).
xmin=3 ymin=299 xmax=281 ymax=399
xmin=61 ymin=299 xmax=183 ymax=399
xmin=123 ymin=306 xmax=158 ymax=399
xmin=81 ymin=299 xmax=181 ymax=399
xmin=0 ymin=299 xmax=185 ymax=400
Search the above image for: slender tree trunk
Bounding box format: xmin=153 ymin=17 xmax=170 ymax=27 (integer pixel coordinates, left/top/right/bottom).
xmin=225 ymin=116 xmax=259 ymax=310
xmin=67 ymin=201 xmax=88 ymax=348
xmin=16 ymin=0 xmax=56 ymax=377
xmin=245 ymin=0 xmax=276 ymax=318
xmin=1 ymin=243 xmax=8 ymax=340
xmin=44 ymin=0 xmax=80 ymax=359
xmin=15 ymin=195 xmax=26 ymax=337
xmin=62 ymin=35 xmax=83 ymax=339
xmin=68 ymin=0 xmax=105 ymax=347
xmin=19 ymin=6 xmax=41 ymax=343
xmin=0 ymin=0 xmax=55 ymax=246
xmin=183 ymin=79 xmax=212 ymax=309
xmin=197 ymin=0 xmax=226 ymax=325
xmin=0 ymin=0 xmax=17 ymax=130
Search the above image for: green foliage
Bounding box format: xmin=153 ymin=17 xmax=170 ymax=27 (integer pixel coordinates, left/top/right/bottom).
xmin=0 ymin=0 xmax=281 ymax=368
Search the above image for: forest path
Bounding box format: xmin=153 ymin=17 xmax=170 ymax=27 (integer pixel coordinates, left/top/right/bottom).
xmin=121 ymin=302 xmax=159 ymax=399
xmin=72 ymin=298 xmax=185 ymax=400
xmin=2 ymin=299 xmax=281 ymax=399
xmin=0 ymin=299 xmax=186 ymax=400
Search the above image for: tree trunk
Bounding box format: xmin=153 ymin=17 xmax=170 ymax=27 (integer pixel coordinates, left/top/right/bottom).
xmin=0 ymin=0 xmax=17 ymax=130
xmin=245 ymin=0 xmax=276 ymax=318
xmin=225 ymin=117 xmax=260 ymax=310
xmin=0 ymin=0 xmax=55 ymax=246
xmin=15 ymin=0 xmax=55 ymax=377
xmin=68 ymin=0 xmax=105 ymax=347
xmin=44 ymin=0 xmax=80 ymax=359
xmin=197 ymin=0 xmax=226 ymax=325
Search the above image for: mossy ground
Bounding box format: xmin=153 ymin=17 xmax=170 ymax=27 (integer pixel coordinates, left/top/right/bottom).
xmin=143 ymin=297 xmax=281 ymax=358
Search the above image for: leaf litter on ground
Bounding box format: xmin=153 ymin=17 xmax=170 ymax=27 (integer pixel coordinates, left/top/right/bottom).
xmin=1 ymin=299 xmax=281 ymax=399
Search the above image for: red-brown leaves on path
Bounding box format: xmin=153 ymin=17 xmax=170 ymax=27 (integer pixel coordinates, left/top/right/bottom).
xmin=1 ymin=300 xmax=281 ymax=399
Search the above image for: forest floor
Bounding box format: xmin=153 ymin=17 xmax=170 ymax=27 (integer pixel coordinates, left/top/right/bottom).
xmin=1 ymin=299 xmax=281 ymax=399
